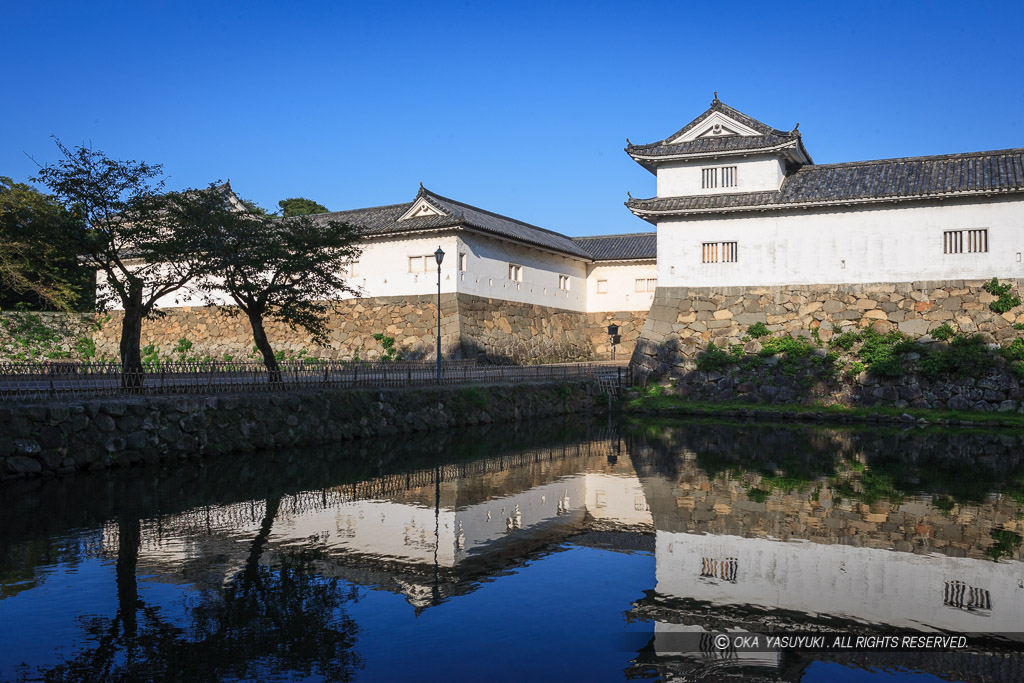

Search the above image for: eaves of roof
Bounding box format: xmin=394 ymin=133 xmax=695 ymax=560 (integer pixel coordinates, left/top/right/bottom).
xmin=626 ymin=148 xmax=1024 ymax=221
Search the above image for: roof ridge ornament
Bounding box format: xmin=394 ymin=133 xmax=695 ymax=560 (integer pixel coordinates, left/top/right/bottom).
xmin=712 ymin=91 xmax=720 ymax=106
xmin=793 ymin=122 xmax=800 ymax=135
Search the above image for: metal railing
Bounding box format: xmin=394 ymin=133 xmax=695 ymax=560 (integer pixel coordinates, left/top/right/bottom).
xmin=0 ymin=359 xmax=630 ymax=402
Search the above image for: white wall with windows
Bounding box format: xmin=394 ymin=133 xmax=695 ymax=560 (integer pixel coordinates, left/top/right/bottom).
xmin=585 ymin=260 xmax=659 ymax=312
xmin=454 ymin=232 xmax=588 ymax=312
xmin=655 ymin=197 xmax=1024 ymax=288
xmin=656 ymin=531 xmax=1024 ymax=636
xmin=657 ymin=155 xmax=786 ymax=197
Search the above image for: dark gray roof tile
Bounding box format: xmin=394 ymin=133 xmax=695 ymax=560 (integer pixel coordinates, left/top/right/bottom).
xmin=572 ymin=233 xmax=657 ymax=261
xmin=627 ymin=148 xmax=1024 ymax=219
xmin=627 ymin=99 xmax=810 ymax=166
xmin=315 ymin=187 xmax=593 ymax=260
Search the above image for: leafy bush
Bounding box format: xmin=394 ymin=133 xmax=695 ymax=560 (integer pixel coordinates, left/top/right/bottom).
xmin=856 ymin=327 xmax=916 ymax=377
xmin=931 ymin=323 xmax=955 ymax=341
xmin=760 ymin=334 xmax=814 ymax=358
xmin=696 ymin=341 xmax=734 ymax=371
xmin=746 ymin=322 xmax=770 ymax=339
xmin=919 ymin=333 xmax=995 ymax=378
xmin=829 ymin=330 xmax=860 ymax=351
xmin=1002 ymin=338 xmax=1024 ymax=362
xmin=372 ymin=333 xmax=402 ymax=362
xmin=983 ymin=277 xmax=1022 ymax=314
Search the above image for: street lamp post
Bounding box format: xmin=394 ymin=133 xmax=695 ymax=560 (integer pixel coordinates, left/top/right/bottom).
xmin=434 ymin=247 xmax=445 ymax=383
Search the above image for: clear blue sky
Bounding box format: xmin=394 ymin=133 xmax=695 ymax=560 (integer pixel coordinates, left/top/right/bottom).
xmin=3 ymin=0 xmax=1022 ymax=237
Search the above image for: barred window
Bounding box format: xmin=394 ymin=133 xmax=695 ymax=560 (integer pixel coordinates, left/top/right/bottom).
xmin=558 ymin=274 xmax=570 ymax=291
xmin=700 ymin=557 xmax=738 ymax=582
xmin=944 ymin=580 xmax=991 ymax=612
xmin=635 ymin=277 xmax=657 ymax=292
xmin=702 ymin=242 xmax=738 ymax=263
xmin=702 ymin=167 xmax=717 ymax=189
xmin=508 ymin=263 xmax=523 ymax=281
xmin=944 ymin=229 xmax=988 ymax=254
xmin=702 ymin=165 xmax=737 ymax=189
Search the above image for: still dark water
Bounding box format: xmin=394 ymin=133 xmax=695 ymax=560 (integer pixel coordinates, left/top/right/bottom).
xmin=2 ymin=416 xmax=1023 ymax=682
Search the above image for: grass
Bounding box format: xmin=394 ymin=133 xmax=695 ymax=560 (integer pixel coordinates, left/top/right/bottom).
xmin=622 ymin=393 xmax=1024 ymax=429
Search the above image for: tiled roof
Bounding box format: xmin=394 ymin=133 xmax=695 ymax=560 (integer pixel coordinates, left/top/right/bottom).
xmin=627 ymin=148 xmax=1024 ymax=220
xmin=572 ymin=233 xmax=656 ymax=261
xmin=626 ymin=98 xmax=810 ymax=167
xmin=315 ymin=187 xmax=593 ymax=259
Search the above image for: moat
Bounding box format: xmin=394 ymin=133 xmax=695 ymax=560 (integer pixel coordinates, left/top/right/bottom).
xmin=2 ymin=416 xmax=1023 ymax=682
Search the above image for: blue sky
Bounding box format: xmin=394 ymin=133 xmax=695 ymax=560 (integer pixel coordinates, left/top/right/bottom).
xmin=3 ymin=0 xmax=1022 ymax=237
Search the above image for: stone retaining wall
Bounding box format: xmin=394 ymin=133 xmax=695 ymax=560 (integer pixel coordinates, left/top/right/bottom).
xmin=94 ymin=294 xmax=462 ymax=362
xmin=88 ymin=294 xmax=645 ymax=363
xmin=0 ymin=381 xmax=599 ymax=480
xmin=664 ymin=365 xmax=1024 ymax=412
xmin=632 ymin=279 xmax=1024 ymax=379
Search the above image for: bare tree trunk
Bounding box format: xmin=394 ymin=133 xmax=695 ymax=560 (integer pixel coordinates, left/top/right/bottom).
xmin=247 ymin=310 xmax=281 ymax=385
xmin=120 ymin=285 xmax=145 ymax=393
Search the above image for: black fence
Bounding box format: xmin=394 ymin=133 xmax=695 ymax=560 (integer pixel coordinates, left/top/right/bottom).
xmin=0 ymin=360 xmax=631 ymax=402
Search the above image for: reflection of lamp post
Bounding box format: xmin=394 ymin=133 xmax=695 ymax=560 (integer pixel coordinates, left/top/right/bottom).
xmin=434 ymin=247 xmax=445 ymax=383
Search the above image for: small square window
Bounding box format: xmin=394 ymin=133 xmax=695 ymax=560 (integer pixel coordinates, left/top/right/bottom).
xmin=596 ymin=279 xmax=608 ymax=294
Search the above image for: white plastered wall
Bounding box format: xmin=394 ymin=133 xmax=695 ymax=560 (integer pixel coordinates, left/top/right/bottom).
xmin=454 ymin=232 xmax=588 ymax=312
xmin=655 ymin=531 xmax=1024 ymax=637
xmin=585 ymin=260 xmax=658 ymax=312
xmin=656 ymin=155 xmax=786 ymax=197
xmin=656 ymin=196 xmax=1024 ymax=288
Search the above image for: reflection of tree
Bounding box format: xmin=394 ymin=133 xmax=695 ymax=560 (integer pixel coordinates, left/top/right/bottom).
xmin=38 ymin=497 xmax=362 ymax=682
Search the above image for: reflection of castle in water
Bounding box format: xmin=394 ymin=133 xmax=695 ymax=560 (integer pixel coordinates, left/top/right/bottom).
xmin=100 ymin=426 xmax=1024 ymax=631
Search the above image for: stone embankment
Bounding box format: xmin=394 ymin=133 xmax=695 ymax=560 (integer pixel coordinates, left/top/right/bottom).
xmin=632 ymin=279 xmax=1023 ymax=377
xmin=0 ymin=381 xmax=597 ymax=480
xmin=667 ymin=365 xmax=1023 ymax=413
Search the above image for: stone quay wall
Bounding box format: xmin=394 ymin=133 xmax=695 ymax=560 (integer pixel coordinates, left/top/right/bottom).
xmin=0 ymin=380 xmax=599 ymax=481
xmin=632 ymin=279 xmax=1023 ymax=378
xmin=94 ymin=294 xmax=463 ymax=362
xmin=90 ymin=294 xmax=647 ymax=364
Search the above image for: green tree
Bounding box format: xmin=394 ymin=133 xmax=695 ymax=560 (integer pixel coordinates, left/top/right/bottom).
xmin=278 ymin=197 xmax=329 ymax=217
xmin=33 ymin=142 xmax=213 ymax=384
xmin=196 ymin=202 xmax=362 ymax=381
xmin=0 ymin=176 xmax=92 ymax=310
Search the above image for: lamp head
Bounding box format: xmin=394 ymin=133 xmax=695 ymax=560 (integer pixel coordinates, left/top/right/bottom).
xmin=434 ymin=247 xmax=445 ymax=265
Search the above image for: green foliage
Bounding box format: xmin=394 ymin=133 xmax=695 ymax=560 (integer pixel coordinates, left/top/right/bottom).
xmin=192 ymin=192 xmax=363 ymax=372
xmin=829 ymin=329 xmax=860 ymax=351
xmin=983 ymin=277 xmax=1021 ymax=314
xmin=746 ymin=321 xmax=770 ymax=339
xmin=278 ymin=197 xmax=329 ymax=217
xmin=845 ymin=361 xmax=865 ymax=379
xmin=0 ymin=176 xmax=92 ymax=311
xmin=0 ymin=310 xmax=68 ymax=360
xmin=1011 ymin=361 xmax=1024 ymax=380
xmin=1001 ymin=338 xmax=1024 ymax=362
xmin=857 ymin=327 xmax=916 ymax=377
xmin=987 ymin=529 xmax=1022 ymax=562
xmin=372 ymin=333 xmax=402 ymax=362
xmin=759 ymin=334 xmax=814 ymax=358
xmin=919 ymin=333 xmax=995 ymax=378
xmin=931 ymin=323 xmax=955 ymax=341
xmin=746 ymin=488 xmax=770 ymax=503
xmin=456 ymin=386 xmax=491 ymax=409
xmin=1014 ymin=322 xmax=1024 ymax=331
xmin=142 ymin=343 xmax=160 ymax=364
xmin=810 ymin=326 xmax=823 ymax=347
xmin=695 ymin=341 xmax=733 ymax=371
